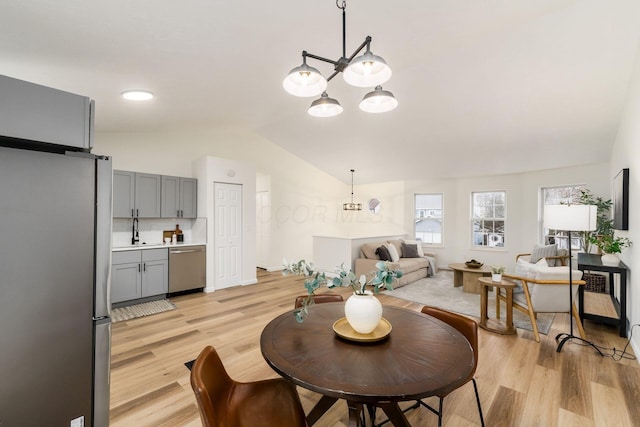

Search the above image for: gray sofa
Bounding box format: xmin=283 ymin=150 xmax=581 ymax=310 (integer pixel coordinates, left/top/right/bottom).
xmin=354 ymin=239 xmax=435 ymax=288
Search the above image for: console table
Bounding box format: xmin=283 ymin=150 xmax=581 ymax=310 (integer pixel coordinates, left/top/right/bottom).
xmin=577 ymin=253 xmax=629 ymax=338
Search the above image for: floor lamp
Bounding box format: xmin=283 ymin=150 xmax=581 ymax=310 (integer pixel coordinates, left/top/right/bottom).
xmin=544 ymin=205 xmax=604 ymax=355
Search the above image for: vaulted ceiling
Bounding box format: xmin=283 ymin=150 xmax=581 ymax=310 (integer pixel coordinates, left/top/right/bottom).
xmin=2 ymin=1 xmax=640 ymax=184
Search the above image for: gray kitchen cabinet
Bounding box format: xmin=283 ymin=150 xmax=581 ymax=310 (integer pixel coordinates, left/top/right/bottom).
xmin=161 ymin=176 xmax=197 ymax=218
xmin=113 ymin=170 xmax=135 ymax=218
xmin=135 ymin=173 xmax=161 ymax=218
xmin=0 ymin=75 xmax=94 ymax=149
xmin=113 ymin=170 xmax=161 ymax=218
xmin=112 ymin=249 xmax=168 ymax=304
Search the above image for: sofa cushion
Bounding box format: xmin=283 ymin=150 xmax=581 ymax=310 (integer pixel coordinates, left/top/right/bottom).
xmin=386 ymin=239 xmax=404 ymax=257
xmin=401 ymin=242 xmax=420 ymax=258
xmin=385 ymin=243 xmax=400 ymax=262
xmin=376 ymin=245 xmax=392 ymax=261
xmin=402 ymin=239 xmax=425 ymax=257
xmin=530 ymin=244 xmax=557 ymax=263
xmin=396 ymin=258 xmax=429 ymax=274
xmin=361 ymin=242 xmax=381 ymax=259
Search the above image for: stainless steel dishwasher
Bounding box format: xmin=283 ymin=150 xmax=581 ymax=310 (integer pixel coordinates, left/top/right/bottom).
xmin=169 ymin=245 xmax=206 ymax=293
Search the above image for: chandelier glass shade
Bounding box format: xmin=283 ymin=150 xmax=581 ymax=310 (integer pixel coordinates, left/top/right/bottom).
xmin=359 ymin=86 xmax=398 ymax=113
xmin=342 ymin=48 xmax=392 ymax=88
xmin=308 ymin=92 xmax=343 ymax=117
xmin=282 ymin=62 xmax=327 ymax=97
xmin=283 ymin=0 xmax=397 ymax=117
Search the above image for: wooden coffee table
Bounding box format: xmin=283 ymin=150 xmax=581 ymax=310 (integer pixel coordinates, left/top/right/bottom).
xmin=448 ymin=263 xmax=491 ymax=294
xmin=477 ymin=277 xmax=516 ymax=335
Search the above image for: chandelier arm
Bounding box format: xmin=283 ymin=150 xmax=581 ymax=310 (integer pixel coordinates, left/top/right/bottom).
xmin=346 ymin=36 xmax=371 ymax=63
xmin=326 ymin=70 xmax=340 ymax=82
xmin=304 ymin=52 xmax=340 ymax=67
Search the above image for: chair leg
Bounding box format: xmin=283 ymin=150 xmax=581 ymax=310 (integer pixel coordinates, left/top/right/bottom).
xmin=472 ymin=378 xmax=485 ymax=427
xmin=437 ymin=397 xmax=443 ymax=427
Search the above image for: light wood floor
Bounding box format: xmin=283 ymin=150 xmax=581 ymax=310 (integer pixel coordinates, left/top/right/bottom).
xmin=110 ymin=269 xmax=640 ymax=427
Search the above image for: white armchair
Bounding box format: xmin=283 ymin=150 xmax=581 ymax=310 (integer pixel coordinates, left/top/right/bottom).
xmin=500 ymin=266 xmax=586 ymax=342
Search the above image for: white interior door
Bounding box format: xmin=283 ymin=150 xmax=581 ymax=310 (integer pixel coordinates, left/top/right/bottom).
xmin=214 ymin=183 xmax=242 ymax=289
xmin=256 ymin=191 xmax=270 ymax=269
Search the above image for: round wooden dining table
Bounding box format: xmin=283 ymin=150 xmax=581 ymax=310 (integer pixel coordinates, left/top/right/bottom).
xmin=260 ymin=303 xmax=474 ymax=427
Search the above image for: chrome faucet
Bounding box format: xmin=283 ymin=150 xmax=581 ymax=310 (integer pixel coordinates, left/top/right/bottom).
xmin=131 ymin=217 xmax=139 ymax=245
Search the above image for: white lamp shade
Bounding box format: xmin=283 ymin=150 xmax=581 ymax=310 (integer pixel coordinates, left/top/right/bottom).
xmin=343 ymin=50 xmax=392 ymax=88
xmin=308 ymin=92 xmax=343 ymax=117
xmin=359 ymin=86 xmax=398 ymax=113
xmin=283 ymin=63 xmax=327 ymax=97
xmin=544 ymin=205 xmax=597 ymax=231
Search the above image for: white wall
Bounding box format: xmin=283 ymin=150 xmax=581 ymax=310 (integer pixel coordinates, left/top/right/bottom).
xmin=609 ymin=42 xmax=640 ymax=356
xmin=402 ymin=163 xmax=610 ymax=269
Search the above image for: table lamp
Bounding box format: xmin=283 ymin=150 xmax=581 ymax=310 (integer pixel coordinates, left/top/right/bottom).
xmin=544 ymin=204 xmax=603 ymax=354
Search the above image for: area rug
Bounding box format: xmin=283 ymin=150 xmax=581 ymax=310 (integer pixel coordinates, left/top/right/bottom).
xmin=111 ymin=299 xmax=176 ymax=323
xmin=384 ymin=270 xmax=554 ymax=334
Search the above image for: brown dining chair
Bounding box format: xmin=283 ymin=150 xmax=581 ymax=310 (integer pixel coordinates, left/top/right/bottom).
xmin=190 ymin=345 xmax=308 ymax=427
xmin=294 ymin=293 xmax=344 ymax=308
xmin=417 ymin=306 xmax=485 ymax=427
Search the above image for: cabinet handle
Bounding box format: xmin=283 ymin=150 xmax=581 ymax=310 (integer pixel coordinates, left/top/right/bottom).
xmin=138 ymin=264 xmax=141 ymax=272
xmin=143 ymin=263 xmax=146 ymax=272
xmin=131 ymin=209 xmax=134 ymax=218
xmin=180 ymin=210 xmax=183 ymax=217
xmin=177 ymin=210 xmax=180 ymax=217
xmin=136 ymin=209 xmax=139 ymax=217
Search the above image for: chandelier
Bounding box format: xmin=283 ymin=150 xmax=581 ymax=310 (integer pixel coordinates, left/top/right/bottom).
xmin=283 ymin=0 xmax=398 ymax=117
xmin=343 ymin=169 xmax=362 ymax=211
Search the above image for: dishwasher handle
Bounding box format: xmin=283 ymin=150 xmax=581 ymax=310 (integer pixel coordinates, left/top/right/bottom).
xmin=170 ymin=247 xmax=205 ymax=254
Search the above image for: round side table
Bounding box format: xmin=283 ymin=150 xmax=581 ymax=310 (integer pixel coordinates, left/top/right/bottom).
xmin=477 ymin=277 xmax=516 ymax=335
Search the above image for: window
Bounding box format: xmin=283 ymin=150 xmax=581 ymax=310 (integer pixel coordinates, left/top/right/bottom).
xmin=471 ymin=191 xmax=505 ymax=248
xmin=414 ymin=194 xmax=443 ymax=245
xmin=541 ymin=185 xmax=585 ymax=250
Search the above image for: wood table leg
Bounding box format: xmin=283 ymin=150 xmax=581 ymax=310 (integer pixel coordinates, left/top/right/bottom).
xmin=346 ymin=401 xmax=364 ymax=427
xmin=377 ymin=402 xmax=411 ymax=427
xmin=453 ymin=269 xmax=462 ymax=287
xmin=496 ymin=286 xmax=501 ymax=319
xmin=506 ymin=288 xmax=514 ymax=331
xmin=480 ymin=284 xmax=488 ymax=327
xmin=306 ymin=395 xmax=339 ymax=426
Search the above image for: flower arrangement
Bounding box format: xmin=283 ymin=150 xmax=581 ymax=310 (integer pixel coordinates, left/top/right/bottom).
xmin=283 ymin=259 xmax=403 ymax=322
xmin=491 ymin=265 xmax=506 ymax=274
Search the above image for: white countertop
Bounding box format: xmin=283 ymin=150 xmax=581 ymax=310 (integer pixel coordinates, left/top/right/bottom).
xmin=112 ymin=241 xmax=207 ymax=252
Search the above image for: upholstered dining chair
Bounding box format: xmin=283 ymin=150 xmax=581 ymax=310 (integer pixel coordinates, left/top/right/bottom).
xmin=418 ymin=306 xmax=485 ymax=427
xmin=190 ymin=345 xmax=308 ymax=427
xmin=501 ymin=267 xmax=586 ymax=343
xmin=370 ymin=306 xmax=484 ymax=427
xmin=294 ymin=293 xmax=344 ymax=308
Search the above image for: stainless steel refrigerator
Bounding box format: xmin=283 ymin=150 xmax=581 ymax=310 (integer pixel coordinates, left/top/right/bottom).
xmin=0 ymin=75 xmax=111 ymax=427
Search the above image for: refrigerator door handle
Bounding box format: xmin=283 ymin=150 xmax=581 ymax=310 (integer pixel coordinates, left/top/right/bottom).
xmin=94 ymin=156 xmax=113 ymax=319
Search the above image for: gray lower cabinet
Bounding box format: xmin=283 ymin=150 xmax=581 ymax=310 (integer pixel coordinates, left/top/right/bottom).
xmin=112 ymin=249 xmax=168 ymax=304
xmin=161 ymin=176 xmax=197 ymax=218
xmin=113 ymin=170 xmax=161 ymax=218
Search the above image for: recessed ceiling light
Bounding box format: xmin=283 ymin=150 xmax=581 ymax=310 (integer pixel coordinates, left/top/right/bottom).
xmin=121 ymin=90 xmax=154 ymax=101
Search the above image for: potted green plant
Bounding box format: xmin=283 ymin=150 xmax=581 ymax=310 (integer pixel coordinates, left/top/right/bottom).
xmin=578 ymin=190 xmax=613 ymax=253
xmin=283 ymin=259 xmax=403 ymax=332
xmin=490 ymin=265 xmax=505 ymax=282
xmin=596 ymin=235 xmax=631 ymax=266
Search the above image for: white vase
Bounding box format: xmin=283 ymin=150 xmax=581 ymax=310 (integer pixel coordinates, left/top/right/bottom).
xmin=601 ymin=253 xmax=620 ymax=266
xmin=344 ymin=291 xmax=383 ymax=334
xmin=492 ymin=273 xmax=502 ymax=282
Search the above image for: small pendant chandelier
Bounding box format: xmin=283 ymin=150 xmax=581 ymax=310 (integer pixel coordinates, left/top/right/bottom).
xmin=343 ymin=169 xmax=362 ymax=211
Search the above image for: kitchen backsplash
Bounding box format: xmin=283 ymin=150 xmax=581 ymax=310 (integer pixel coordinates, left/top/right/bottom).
xmin=112 ymin=217 xmax=207 ymax=247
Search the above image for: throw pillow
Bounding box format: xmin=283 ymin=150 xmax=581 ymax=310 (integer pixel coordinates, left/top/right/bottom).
xmin=387 ymin=240 xmax=404 ymax=258
xmin=385 ymin=243 xmax=400 ymax=262
xmin=402 ymin=239 xmax=425 ymax=257
xmin=530 ymin=244 xmax=557 ymax=263
xmin=401 ymin=242 xmax=420 ymax=258
xmin=515 ymin=258 xmax=548 ymax=278
xmin=375 ymin=245 xmax=392 ymax=261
